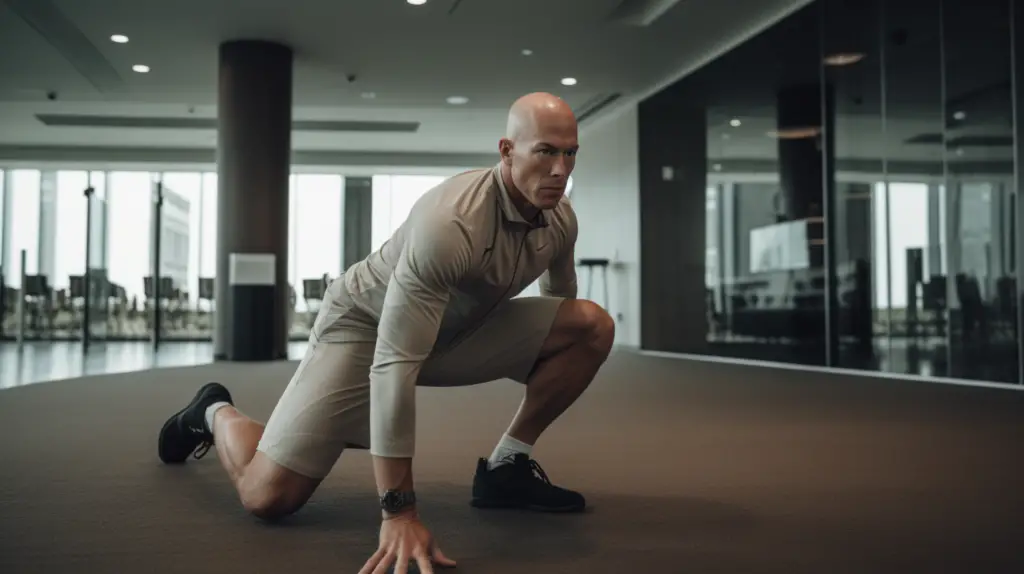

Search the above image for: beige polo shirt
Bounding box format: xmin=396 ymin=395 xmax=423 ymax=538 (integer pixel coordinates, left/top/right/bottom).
xmin=340 ymin=164 xmax=578 ymax=458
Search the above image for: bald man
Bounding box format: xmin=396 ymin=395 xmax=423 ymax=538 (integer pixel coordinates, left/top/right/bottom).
xmin=157 ymin=92 xmax=613 ymax=571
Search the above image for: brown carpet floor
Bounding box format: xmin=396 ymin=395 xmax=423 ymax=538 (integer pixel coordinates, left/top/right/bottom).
xmin=1 ymin=349 xmax=1022 ymax=573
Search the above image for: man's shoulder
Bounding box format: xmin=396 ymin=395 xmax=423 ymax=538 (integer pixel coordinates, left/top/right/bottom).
xmin=408 ymin=167 xmax=498 ymax=241
xmin=426 ymin=167 xmax=499 ymax=220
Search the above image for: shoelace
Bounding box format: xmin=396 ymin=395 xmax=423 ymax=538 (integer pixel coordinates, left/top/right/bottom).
xmin=499 ymin=454 xmax=553 ymax=485
xmin=527 ymin=459 xmax=552 ymax=485
xmin=193 ymin=441 xmax=213 ymax=460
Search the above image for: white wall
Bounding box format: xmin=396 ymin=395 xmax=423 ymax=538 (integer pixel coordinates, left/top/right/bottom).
xmin=572 ymin=107 xmax=641 ymax=347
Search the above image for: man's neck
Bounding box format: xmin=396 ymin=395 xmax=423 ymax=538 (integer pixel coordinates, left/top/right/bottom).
xmin=500 ymin=164 xmax=541 ymax=222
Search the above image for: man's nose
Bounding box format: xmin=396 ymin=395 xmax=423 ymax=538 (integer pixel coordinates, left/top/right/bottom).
xmin=550 ymin=155 xmax=570 ymax=177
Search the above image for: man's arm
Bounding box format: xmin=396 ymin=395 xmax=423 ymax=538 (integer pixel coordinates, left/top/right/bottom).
xmin=369 ymin=213 xmax=473 ymax=510
xmin=539 ymin=208 xmax=579 ymax=299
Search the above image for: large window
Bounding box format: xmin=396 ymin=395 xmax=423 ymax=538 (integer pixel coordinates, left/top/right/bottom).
xmin=0 ymin=167 xmax=473 ymax=346
xmin=107 ymin=172 xmax=153 ymax=305
xmin=200 ymin=173 xmax=218 ymax=280
xmin=53 ymin=171 xmax=90 ymax=292
xmin=371 ymin=175 xmax=446 ymax=251
xmin=5 ymin=170 xmax=41 ymax=289
xmin=161 ymin=173 xmax=202 ymax=306
xmin=287 ymin=174 xmax=344 ymax=339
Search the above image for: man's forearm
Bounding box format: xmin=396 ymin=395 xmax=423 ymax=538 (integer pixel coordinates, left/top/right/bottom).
xmin=374 ymin=455 xmax=416 ymax=516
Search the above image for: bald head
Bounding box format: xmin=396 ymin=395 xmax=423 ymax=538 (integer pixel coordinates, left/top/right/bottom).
xmin=498 ymin=92 xmax=579 ymax=212
xmin=505 ymin=92 xmax=577 ymax=141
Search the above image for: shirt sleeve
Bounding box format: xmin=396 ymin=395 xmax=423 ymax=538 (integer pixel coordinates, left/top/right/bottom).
xmin=369 ymin=214 xmax=473 ymax=458
xmin=539 ymin=206 xmax=579 ymax=299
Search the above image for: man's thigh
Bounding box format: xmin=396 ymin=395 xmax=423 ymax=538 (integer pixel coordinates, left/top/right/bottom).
xmin=257 ymin=339 xmax=374 ymax=480
xmin=419 ymin=296 xmax=566 ymax=387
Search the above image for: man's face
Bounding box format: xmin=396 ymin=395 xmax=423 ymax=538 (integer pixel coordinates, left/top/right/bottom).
xmin=500 ymin=115 xmax=579 ymax=210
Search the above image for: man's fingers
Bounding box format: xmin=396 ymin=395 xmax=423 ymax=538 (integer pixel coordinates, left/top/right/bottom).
xmin=371 ymin=550 xmax=397 ymax=574
xmin=416 ymin=554 xmax=436 ymax=574
xmin=393 ymin=547 xmax=412 ymax=574
xmin=431 ymin=545 xmax=457 ymax=568
xmin=358 ymin=548 xmax=387 ymax=574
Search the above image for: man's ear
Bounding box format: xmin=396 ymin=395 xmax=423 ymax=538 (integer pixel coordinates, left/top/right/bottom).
xmin=498 ymin=138 xmax=513 ymax=162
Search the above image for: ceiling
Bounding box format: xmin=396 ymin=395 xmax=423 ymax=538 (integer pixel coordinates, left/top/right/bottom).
xmin=0 ymin=0 xmax=809 ymax=166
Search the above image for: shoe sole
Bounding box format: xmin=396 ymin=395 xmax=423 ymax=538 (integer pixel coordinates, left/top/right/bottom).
xmin=157 ymin=382 xmax=225 ymax=464
xmin=469 ymin=498 xmax=585 ymax=513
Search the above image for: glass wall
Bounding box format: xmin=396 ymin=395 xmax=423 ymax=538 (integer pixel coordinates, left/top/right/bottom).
xmin=654 ymin=0 xmax=1020 ymax=385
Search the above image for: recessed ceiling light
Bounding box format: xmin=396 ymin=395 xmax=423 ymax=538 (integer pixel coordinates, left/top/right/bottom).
xmin=729 ymin=118 xmax=741 ymax=127
xmin=132 ymin=64 xmax=150 ymax=73
xmin=823 ymin=53 xmax=864 ymax=66
xmin=560 ymin=77 xmax=577 ymax=86
xmin=362 ymin=92 xmax=376 ymax=99
xmin=521 ymin=49 xmax=533 ymax=56
xmin=110 ymin=34 xmax=129 ymax=43
xmin=446 ymin=95 xmax=469 ymax=105
xmin=407 ymin=0 xmax=427 ymax=4
xmin=953 ymin=110 xmax=966 ymax=121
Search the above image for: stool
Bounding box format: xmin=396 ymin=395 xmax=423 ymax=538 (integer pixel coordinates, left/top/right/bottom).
xmin=578 ymin=258 xmax=610 ymax=310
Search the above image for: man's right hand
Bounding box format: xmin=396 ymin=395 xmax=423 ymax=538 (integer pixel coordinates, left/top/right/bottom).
xmin=358 ymin=512 xmax=456 ymax=574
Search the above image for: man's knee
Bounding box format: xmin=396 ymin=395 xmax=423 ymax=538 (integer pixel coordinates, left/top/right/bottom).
xmin=561 ymin=299 xmax=615 ymax=354
xmin=238 ymin=455 xmax=319 ymax=521
xmin=240 ymin=482 xmax=311 ymax=521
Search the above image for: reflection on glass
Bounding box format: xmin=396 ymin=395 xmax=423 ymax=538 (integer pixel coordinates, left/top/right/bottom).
xmin=941 ymin=0 xmax=1017 ymax=383
xmin=823 ymin=0 xmax=883 ymax=369
xmin=677 ymin=0 xmax=1021 ymax=385
xmin=876 ymin=0 xmax=948 ymax=377
xmin=697 ymin=2 xmax=827 ymax=366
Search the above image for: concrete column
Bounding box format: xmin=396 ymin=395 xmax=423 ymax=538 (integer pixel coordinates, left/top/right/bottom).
xmin=214 ymin=40 xmax=293 ymax=361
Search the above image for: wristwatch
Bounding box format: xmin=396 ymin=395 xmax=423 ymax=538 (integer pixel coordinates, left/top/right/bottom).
xmin=380 ymin=489 xmax=417 ymax=515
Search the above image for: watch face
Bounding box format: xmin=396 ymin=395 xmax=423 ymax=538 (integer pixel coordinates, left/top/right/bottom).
xmin=382 ymin=490 xmax=405 ymax=512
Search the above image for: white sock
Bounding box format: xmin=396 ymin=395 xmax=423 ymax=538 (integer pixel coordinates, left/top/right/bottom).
xmin=488 ymin=433 xmax=533 ymax=469
xmin=204 ymin=402 xmax=232 ymax=433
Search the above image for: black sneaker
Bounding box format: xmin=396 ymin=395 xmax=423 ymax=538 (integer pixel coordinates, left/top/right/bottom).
xmin=470 ymin=453 xmax=586 ymax=513
xmin=157 ymin=382 xmax=233 ymax=464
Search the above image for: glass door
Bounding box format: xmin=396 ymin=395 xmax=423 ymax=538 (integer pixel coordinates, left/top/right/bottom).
xmin=84 ymin=173 xmax=109 ymax=349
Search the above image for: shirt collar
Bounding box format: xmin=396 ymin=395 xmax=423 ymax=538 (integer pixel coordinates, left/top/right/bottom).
xmin=492 ymin=164 xmax=548 ymax=228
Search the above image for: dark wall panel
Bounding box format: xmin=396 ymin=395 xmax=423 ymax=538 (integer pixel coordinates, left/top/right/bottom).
xmin=639 ymin=97 xmax=707 ymax=353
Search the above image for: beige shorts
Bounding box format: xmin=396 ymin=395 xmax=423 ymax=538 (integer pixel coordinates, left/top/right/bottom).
xmin=256 ymin=286 xmax=565 ymax=479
